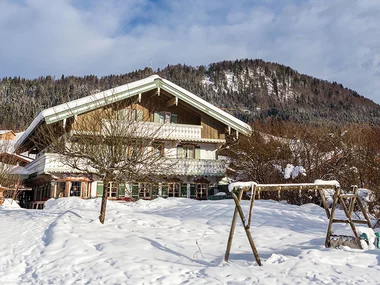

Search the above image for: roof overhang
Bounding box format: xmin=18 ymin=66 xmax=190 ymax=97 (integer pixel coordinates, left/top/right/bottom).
xmin=15 ymin=75 xmax=252 ymax=152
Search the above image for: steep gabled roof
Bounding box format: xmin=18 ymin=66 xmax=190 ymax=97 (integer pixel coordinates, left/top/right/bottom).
xmin=15 ymin=75 xmax=252 ymax=151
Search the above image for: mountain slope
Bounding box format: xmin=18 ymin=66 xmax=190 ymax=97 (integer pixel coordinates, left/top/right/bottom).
xmin=159 ymin=59 xmax=380 ymax=124
xmin=1 ymin=59 xmax=380 ymax=130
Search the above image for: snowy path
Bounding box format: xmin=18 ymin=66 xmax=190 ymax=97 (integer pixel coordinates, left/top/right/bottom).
xmin=1 ymin=198 xmax=379 ymax=284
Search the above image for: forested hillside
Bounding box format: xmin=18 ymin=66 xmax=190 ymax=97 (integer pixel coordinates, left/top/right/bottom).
xmin=1 ymin=59 xmax=380 ymax=130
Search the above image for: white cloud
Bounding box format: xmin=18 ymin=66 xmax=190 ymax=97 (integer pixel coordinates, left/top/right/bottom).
xmin=0 ymin=0 xmax=380 ymax=103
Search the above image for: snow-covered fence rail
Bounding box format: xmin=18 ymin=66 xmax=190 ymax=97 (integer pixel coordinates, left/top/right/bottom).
xmin=224 ymin=180 xmax=373 ymax=266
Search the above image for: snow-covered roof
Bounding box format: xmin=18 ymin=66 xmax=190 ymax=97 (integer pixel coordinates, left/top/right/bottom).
xmin=15 ymin=75 xmax=252 ymax=151
xmin=9 ymin=165 xmax=29 ymax=175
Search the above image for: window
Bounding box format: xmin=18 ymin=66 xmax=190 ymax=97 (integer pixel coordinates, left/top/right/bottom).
xmin=118 ymin=109 xmax=143 ymax=121
xmin=106 ymin=182 xmax=118 ymax=198
xmin=154 ymin=112 xmax=178 ymax=124
xmin=184 ymin=145 xmax=195 ymax=159
xmin=138 ymin=183 xmax=152 ymax=199
xmin=177 ymin=144 xmax=200 ymax=159
xmin=56 ymin=182 xmax=66 ymax=198
xmin=70 ymin=182 xmax=81 ymax=197
xmin=168 ymin=183 xmax=180 ymax=197
xmin=82 ymin=182 xmax=90 ymax=198
xmin=128 ymin=143 xmax=142 ymax=158
xmin=196 ymin=183 xmax=208 ymax=199
xmin=159 ymin=112 xmax=171 ymax=124
xmin=153 ymin=143 xmax=164 ymax=157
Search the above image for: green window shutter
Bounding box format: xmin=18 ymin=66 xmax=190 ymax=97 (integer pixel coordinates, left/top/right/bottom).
xmin=195 ymin=146 xmax=201 ymax=159
xmin=161 ymin=185 xmax=168 ymax=198
xmin=132 ymin=184 xmax=139 ymax=199
xmin=118 ymin=183 xmax=125 ymax=198
xmin=136 ymin=110 xmax=143 ymax=121
xmin=152 ymin=185 xmax=159 ymax=199
xmin=117 ymin=109 xmax=125 ymax=120
xmin=181 ymin=184 xmax=187 ymax=198
xmin=154 ymin=112 xmax=160 ymax=123
xmin=177 ymin=145 xmax=184 ymax=159
xmin=97 ymin=182 xmax=104 ymax=197
xmin=171 ymin=113 xmax=178 ymax=124
xmin=190 ymin=184 xmax=196 ymax=198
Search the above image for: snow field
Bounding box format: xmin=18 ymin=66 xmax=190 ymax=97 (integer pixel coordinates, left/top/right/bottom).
xmin=1 ymin=197 xmax=380 ymax=284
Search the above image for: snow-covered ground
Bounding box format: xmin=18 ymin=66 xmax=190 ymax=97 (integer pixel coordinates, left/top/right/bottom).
xmin=1 ymin=198 xmax=379 ymax=284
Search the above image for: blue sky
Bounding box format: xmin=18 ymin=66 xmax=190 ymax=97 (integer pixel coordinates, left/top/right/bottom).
xmin=1 ymin=0 xmax=380 ymax=103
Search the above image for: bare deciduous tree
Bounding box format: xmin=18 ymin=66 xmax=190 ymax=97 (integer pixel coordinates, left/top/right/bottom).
xmin=34 ymin=97 xmax=175 ymax=223
xmin=222 ymin=130 xmax=292 ymax=183
xmin=0 ymin=140 xmax=22 ymax=204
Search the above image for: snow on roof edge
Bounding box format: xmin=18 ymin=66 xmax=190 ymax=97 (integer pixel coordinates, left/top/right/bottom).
xmin=16 ymin=74 xmax=252 ymax=150
xmin=161 ymin=78 xmax=252 ymax=135
xmin=15 ymin=75 xmax=161 ymax=150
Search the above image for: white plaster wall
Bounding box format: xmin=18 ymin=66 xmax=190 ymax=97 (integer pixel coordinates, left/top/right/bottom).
xmin=199 ymin=143 xmax=217 ymax=160
xmin=164 ymin=141 xmax=179 ymax=159
xmin=164 ymin=141 xmax=217 ymax=160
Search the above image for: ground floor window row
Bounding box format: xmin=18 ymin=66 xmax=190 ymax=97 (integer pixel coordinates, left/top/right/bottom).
xmin=32 ymin=180 xmax=213 ymax=201
xmin=97 ymin=182 xmax=211 ymax=200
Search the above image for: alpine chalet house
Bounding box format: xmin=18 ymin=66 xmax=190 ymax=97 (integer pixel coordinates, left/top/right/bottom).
xmin=14 ymin=75 xmax=251 ymax=204
xmin=0 ymin=130 xmax=16 ymax=141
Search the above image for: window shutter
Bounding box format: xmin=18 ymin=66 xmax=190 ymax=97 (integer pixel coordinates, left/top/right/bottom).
xmin=136 ymin=110 xmax=143 ymax=121
xmin=195 ymin=146 xmax=201 ymax=159
xmin=190 ymin=184 xmax=196 ymax=198
xmin=181 ymin=184 xmax=187 ymax=198
xmin=117 ymin=110 xmax=124 ymax=120
xmin=171 ymin=113 xmax=178 ymax=124
xmin=154 ymin=112 xmax=160 ymax=123
xmin=160 ymin=144 xmax=165 ymax=157
xmin=152 ymin=185 xmax=159 ymax=199
xmin=118 ymin=183 xmax=125 ymax=198
xmin=177 ymin=145 xmax=184 ymax=159
xmin=161 ymin=185 xmax=168 ymax=198
xmin=132 ymin=184 xmax=139 ymax=199
xmin=97 ymin=182 xmax=104 ymax=197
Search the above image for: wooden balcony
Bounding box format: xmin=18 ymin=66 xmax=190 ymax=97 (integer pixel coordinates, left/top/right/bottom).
xmin=142 ymin=122 xmax=203 ymax=140
xmin=25 ymin=153 xmax=226 ymax=177
xmin=101 ymin=120 xmax=225 ymax=143
xmin=163 ymin=158 xmax=226 ymax=176
xmin=25 ymin=153 xmax=76 ymax=175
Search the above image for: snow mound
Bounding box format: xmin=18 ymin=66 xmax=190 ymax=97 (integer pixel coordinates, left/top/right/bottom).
xmin=357 ymin=227 xmax=377 ymax=250
xmin=266 ymin=253 xmax=288 ymax=264
xmin=44 ymin=197 xmax=130 ymax=212
xmin=283 ymin=164 xmax=306 ymax=179
xmin=132 ymin=197 xmax=195 ymax=210
xmin=0 ymin=199 xmax=21 ymax=209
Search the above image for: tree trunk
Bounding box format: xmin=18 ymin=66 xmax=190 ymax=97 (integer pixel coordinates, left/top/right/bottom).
xmin=99 ymin=178 xmax=109 ymax=224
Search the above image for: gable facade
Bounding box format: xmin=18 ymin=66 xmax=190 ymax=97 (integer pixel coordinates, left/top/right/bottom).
xmin=15 ymin=75 xmax=251 ymax=207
